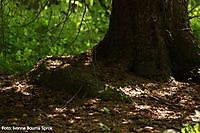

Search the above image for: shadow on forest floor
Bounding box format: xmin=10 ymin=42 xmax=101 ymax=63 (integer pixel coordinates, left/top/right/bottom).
xmin=0 ymin=73 xmax=200 ymax=133
xmin=0 ymin=53 xmax=200 ymax=133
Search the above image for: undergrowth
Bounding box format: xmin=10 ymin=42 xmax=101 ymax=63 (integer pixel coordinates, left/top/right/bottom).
xmin=0 ymin=0 xmax=111 ymax=74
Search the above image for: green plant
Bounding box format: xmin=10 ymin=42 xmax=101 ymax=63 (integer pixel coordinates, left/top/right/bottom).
xmin=188 ymin=0 xmax=200 ymax=42
xmin=98 ymin=122 xmax=111 ymax=132
xmin=100 ymin=107 xmax=110 ymax=114
xmin=181 ymin=110 xmax=200 ymax=133
xmin=0 ymin=0 xmax=111 ymax=74
xmin=181 ymin=123 xmax=200 ymax=133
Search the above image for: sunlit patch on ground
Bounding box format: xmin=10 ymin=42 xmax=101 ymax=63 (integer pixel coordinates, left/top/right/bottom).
xmin=0 ymin=74 xmax=199 ymax=132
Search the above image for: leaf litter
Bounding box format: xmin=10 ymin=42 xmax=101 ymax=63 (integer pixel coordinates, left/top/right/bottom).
xmin=0 ymin=73 xmax=200 ymax=133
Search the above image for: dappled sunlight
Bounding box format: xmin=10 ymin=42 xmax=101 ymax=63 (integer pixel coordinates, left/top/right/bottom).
xmin=119 ymin=85 xmax=150 ymax=97
xmin=0 ymin=0 xmax=199 ymax=132
xmin=0 ymin=73 xmax=200 ymax=132
xmin=152 ymin=86 xmax=179 ymax=97
xmin=0 ymin=78 xmax=33 ymax=96
xmin=47 ymin=59 xmax=63 ymax=69
xmin=118 ymin=78 xmax=200 ymax=109
xmin=135 ymin=104 xmax=152 ymax=110
xmin=54 ymin=107 xmax=67 ymax=113
xmin=151 ymin=107 xmax=182 ymax=119
xmin=130 ymin=103 xmax=182 ymax=119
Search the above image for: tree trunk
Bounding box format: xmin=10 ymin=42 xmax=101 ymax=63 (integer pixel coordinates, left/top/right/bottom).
xmin=93 ymin=0 xmax=200 ymax=80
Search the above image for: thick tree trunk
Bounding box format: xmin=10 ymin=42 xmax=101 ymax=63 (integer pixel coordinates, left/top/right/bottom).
xmin=93 ymin=0 xmax=200 ymax=80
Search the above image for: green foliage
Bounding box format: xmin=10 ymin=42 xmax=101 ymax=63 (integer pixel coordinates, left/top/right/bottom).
xmin=191 ymin=18 xmax=200 ymax=39
xmin=181 ymin=123 xmax=200 ymax=133
xmin=0 ymin=0 xmax=110 ymax=74
xmin=188 ymin=0 xmax=200 ymax=42
xmin=98 ymin=122 xmax=111 ymax=132
xmin=181 ymin=110 xmax=200 ymax=133
xmin=99 ymin=84 xmax=132 ymax=103
xmin=100 ymin=107 xmax=110 ymax=114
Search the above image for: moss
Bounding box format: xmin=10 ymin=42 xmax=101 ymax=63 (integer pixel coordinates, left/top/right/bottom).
xmin=38 ymin=66 xmax=104 ymax=97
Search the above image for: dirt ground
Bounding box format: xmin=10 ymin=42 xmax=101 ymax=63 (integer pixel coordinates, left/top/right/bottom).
xmin=0 ymin=53 xmax=199 ymax=133
xmin=0 ymin=72 xmax=200 ymax=133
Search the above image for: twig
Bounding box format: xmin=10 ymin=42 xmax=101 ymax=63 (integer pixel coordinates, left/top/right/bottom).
xmin=21 ymin=1 xmax=48 ymax=27
xmin=64 ymin=86 xmax=83 ymax=106
xmin=50 ymin=0 xmax=74 ymax=44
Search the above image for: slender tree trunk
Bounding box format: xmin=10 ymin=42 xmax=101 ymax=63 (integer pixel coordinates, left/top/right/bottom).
xmin=93 ymin=0 xmax=200 ymax=80
xmin=0 ymin=0 xmax=5 ymax=51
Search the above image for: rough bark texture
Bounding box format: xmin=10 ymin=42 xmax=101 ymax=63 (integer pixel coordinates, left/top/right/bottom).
xmin=93 ymin=0 xmax=200 ymax=81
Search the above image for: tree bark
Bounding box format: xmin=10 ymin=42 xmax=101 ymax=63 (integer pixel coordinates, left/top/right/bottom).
xmin=93 ymin=0 xmax=200 ymax=81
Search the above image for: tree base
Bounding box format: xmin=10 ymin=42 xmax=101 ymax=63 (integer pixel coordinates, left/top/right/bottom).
xmin=28 ymin=52 xmax=105 ymax=97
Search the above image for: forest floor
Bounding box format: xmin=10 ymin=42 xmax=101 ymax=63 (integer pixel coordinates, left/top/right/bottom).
xmin=0 ymin=54 xmax=200 ymax=133
xmin=0 ymin=74 xmax=200 ymax=133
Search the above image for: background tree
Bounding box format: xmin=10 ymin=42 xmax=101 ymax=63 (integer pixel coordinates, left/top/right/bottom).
xmin=93 ymin=0 xmax=200 ymax=81
xmin=0 ymin=0 xmax=6 ymax=51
